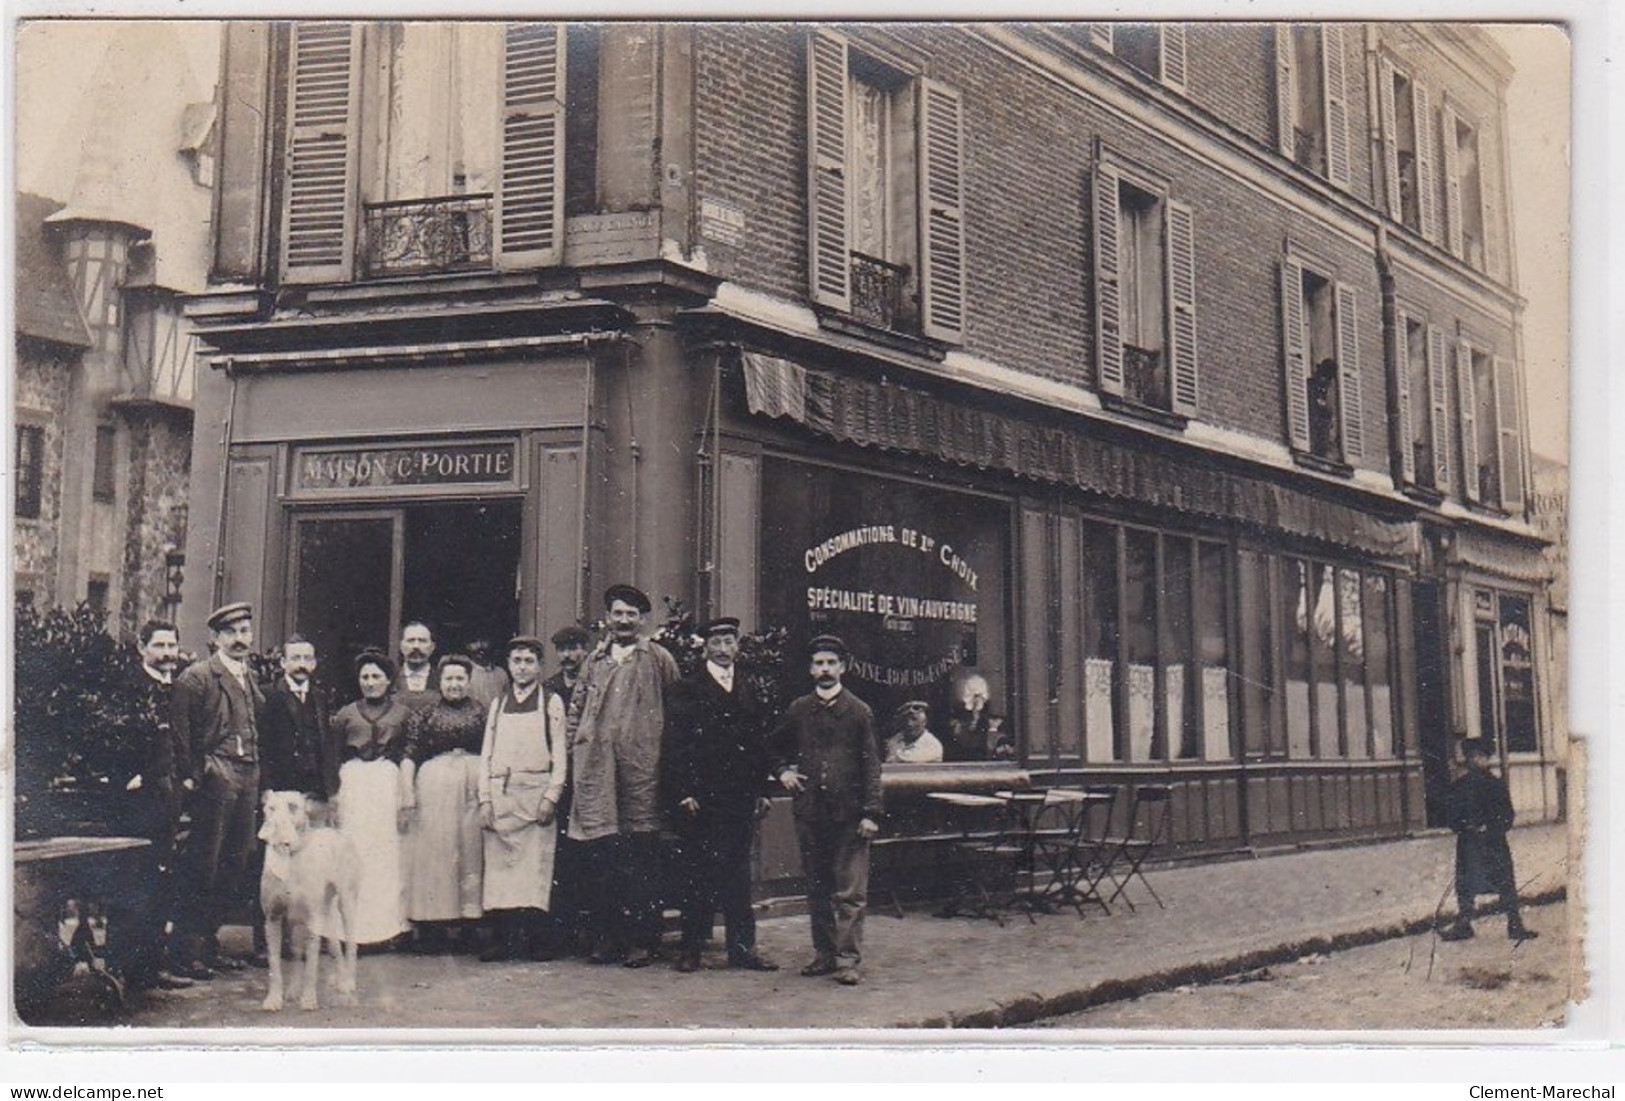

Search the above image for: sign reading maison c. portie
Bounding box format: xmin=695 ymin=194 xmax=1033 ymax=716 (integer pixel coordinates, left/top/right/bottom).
xmin=294 ymin=441 xmax=517 ymax=492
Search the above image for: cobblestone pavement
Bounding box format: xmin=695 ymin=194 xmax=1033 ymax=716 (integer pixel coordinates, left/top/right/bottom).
xmin=16 ymin=823 xmax=1573 ymax=1036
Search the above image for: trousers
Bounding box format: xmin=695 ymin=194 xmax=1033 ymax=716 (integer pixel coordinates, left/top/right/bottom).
xmin=794 ymin=814 xmax=870 ymax=965
xmin=177 ymin=756 xmax=259 ymax=962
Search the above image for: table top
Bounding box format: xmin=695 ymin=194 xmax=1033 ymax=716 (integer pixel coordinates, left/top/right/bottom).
xmin=16 ymin=836 xmax=150 ymax=864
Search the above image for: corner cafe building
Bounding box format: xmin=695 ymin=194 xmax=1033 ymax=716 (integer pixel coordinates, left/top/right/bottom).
xmin=178 ymin=291 xmax=1545 ymax=899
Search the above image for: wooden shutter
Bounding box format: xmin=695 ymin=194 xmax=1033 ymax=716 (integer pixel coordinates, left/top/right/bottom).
xmin=1414 ymin=82 xmax=1440 ymax=242
xmin=1280 ymin=258 xmax=1310 ymax=451
xmin=1494 ymin=356 xmax=1526 ymax=511
xmin=1160 ymin=24 xmax=1188 ymax=93
xmin=1481 ymin=135 xmax=1505 ymax=280
xmin=1427 ymin=324 xmax=1451 ymax=490
xmin=1322 ymin=24 xmax=1352 ymax=188
xmin=1441 ymin=102 xmax=1464 ymax=258
xmin=1166 ymin=198 xmax=1198 ymax=416
xmin=497 ymin=23 xmax=565 ymax=269
xmin=919 ymin=79 xmax=966 ymax=344
xmin=1377 ymin=56 xmax=1402 ymax=220
xmin=1275 ymin=25 xmax=1297 ymax=160
xmin=807 ymin=30 xmax=850 ymax=312
xmin=280 ymin=22 xmax=361 ymax=283
xmin=214 ymin=22 xmax=270 ymax=282
xmin=1094 ymin=163 xmax=1125 ymax=397
xmin=1393 ymin=309 xmax=1416 ymax=483
xmin=1090 ymin=24 xmax=1114 ymax=50
xmin=1334 ymin=282 xmax=1364 ymax=461
xmin=1457 ymin=339 xmax=1480 ymax=503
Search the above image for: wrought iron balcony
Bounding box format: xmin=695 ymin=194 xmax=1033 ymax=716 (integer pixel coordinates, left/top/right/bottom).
xmin=849 ymin=251 xmax=912 ymax=332
xmin=362 ymin=193 xmax=494 ymax=277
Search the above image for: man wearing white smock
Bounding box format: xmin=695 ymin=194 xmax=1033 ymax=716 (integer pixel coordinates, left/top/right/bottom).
xmin=476 ymin=636 xmax=567 ymax=962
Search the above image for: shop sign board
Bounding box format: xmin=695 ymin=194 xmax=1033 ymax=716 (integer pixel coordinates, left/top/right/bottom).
xmin=293 ymin=440 xmax=518 ymax=493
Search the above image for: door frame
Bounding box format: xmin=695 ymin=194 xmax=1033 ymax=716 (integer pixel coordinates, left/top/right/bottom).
xmin=285 ymin=506 xmax=406 ymax=671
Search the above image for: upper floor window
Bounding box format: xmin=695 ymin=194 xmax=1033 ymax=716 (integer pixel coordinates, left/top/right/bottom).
xmin=15 ymin=424 xmax=44 ymax=520
xmin=1280 ymin=257 xmax=1364 ymax=468
xmin=280 ymin=21 xmax=564 ymax=284
xmin=1378 ymin=60 xmax=1441 ymax=240
xmin=1274 ymin=24 xmax=1352 ymax=189
xmin=1393 ymin=309 xmax=1450 ymax=493
xmin=92 ymin=425 xmax=118 ymax=503
xmin=807 ymin=29 xmax=965 ymax=343
xmin=1089 ymin=23 xmax=1188 ymax=93
xmin=1094 ymin=160 xmax=1198 ymax=418
xmin=1443 ymin=106 xmax=1492 ymax=273
xmin=1458 ymin=341 xmax=1526 ymax=513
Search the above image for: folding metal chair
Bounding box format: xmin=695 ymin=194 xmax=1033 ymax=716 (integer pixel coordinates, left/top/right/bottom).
xmin=1102 ymin=783 xmax=1172 ymax=912
xmin=1052 ymin=784 xmax=1120 ymax=916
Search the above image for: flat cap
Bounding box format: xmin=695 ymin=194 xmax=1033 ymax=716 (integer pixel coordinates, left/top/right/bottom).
xmin=550 ymin=625 xmax=592 ymax=648
xmin=603 ymin=583 xmax=652 ymax=614
xmin=894 ymin=700 xmax=930 ymax=716
xmin=206 ymin=601 xmax=253 ymax=631
xmin=506 ymin=635 xmax=547 ymax=656
xmin=700 ymin=616 xmax=741 ymax=638
xmin=807 ymin=633 xmax=848 ymax=659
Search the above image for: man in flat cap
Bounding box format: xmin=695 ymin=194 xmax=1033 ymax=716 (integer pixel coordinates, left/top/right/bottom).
xmin=771 ymin=634 xmax=883 ymax=986
xmin=170 ymin=601 xmax=264 ymax=979
xmin=1440 ymin=738 xmax=1538 ymax=943
xmin=663 ymin=616 xmax=778 ymax=974
xmin=566 ymin=584 xmax=679 ymax=967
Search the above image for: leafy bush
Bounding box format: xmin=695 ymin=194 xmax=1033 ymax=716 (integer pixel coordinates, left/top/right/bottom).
xmin=649 ymin=598 xmax=795 ymax=726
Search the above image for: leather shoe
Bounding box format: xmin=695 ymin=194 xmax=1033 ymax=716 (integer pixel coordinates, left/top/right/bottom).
xmin=676 ymin=949 xmax=703 ymax=973
xmin=622 ymin=947 xmax=657 ymax=969
xmin=800 ymin=956 xmax=838 ymax=977
xmin=247 ymin=953 xmax=270 ymax=969
xmin=729 ymin=953 xmax=779 ymax=972
xmin=210 ymin=955 xmax=246 ymax=972
xmin=172 ymin=961 xmax=214 ymax=981
xmin=833 ymin=966 xmax=863 ymax=986
xmin=1438 ymin=924 xmax=1474 ymax=942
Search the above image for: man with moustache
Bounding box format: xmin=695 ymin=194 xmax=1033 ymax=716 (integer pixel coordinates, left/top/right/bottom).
xmin=171 ymin=602 xmax=264 ymax=980
xmin=541 ymin=624 xmax=591 ymax=955
xmin=664 ymin=616 xmax=778 ymax=974
xmin=772 ymin=634 xmax=883 ymax=986
xmin=114 ymin=620 xmax=194 ymax=992
xmin=394 ymin=621 xmax=440 ymax=713
xmin=566 ymin=585 xmax=679 ymax=967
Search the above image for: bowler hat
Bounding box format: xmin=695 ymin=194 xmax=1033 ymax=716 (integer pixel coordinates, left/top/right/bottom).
xmin=206 ymin=601 xmax=253 ymax=632
xmin=603 ymin=584 xmax=652 ymax=614
xmin=807 ymin=633 xmax=847 ymax=659
xmin=701 ymin=616 xmax=741 ymax=638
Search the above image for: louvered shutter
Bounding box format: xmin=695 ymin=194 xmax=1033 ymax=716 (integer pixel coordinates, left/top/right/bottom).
xmin=1280 ymin=258 xmax=1310 ymax=450
xmin=1334 ymin=283 xmax=1364 ymax=461
xmin=1494 ymin=356 xmax=1525 ymax=511
xmin=280 ymin=22 xmax=360 ymax=283
xmin=1414 ymin=82 xmax=1440 ymax=241
xmin=1441 ymin=102 xmax=1464 ymax=258
xmin=919 ymin=79 xmax=966 ymax=344
xmin=807 ymin=30 xmax=850 ymax=312
xmin=1275 ymin=25 xmax=1297 ymax=160
xmin=1166 ymin=199 xmax=1198 ymax=416
xmin=1378 ymin=57 xmax=1402 ymax=220
xmin=1322 ymin=24 xmax=1352 ymax=188
xmin=1457 ymin=339 xmax=1480 ymax=503
xmin=1094 ymin=163 xmax=1125 ymax=397
xmin=1091 ymin=24 xmax=1114 ymax=50
xmin=1427 ymin=325 xmax=1450 ymax=490
xmin=1481 ymin=137 xmax=1505 ymax=280
xmin=1160 ymin=24 xmax=1188 ymax=93
xmin=1393 ymin=309 xmax=1416 ymax=483
xmin=497 ymin=23 xmax=565 ymax=269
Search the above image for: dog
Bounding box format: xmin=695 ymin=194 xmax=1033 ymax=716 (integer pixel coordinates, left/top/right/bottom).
xmin=257 ymin=791 xmax=361 ymax=1011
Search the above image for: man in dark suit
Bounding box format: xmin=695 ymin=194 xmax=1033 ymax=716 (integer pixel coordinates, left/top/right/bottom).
xmin=170 ymin=601 xmax=264 ymax=979
xmin=664 ymin=616 xmax=778 ymax=974
xmin=1440 ymin=738 xmax=1538 ymax=943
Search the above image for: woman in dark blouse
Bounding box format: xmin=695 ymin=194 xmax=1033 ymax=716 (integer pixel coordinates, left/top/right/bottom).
xmin=399 ymin=655 xmax=488 ymax=951
xmin=330 ymin=650 xmax=413 ymax=947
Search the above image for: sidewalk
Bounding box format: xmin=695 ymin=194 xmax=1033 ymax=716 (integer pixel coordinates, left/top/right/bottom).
xmin=29 ymin=823 xmax=1570 ymax=1034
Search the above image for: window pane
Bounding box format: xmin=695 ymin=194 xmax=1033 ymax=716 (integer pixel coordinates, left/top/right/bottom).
xmin=1198 ymin=541 xmax=1231 ymax=760
xmin=1082 ymin=523 xmax=1119 ymax=762
xmin=1163 ymin=537 xmax=1195 ymax=759
xmin=93 ymin=425 xmax=117 ymax=502
xmin=1364 ymin=574 xmax=1393 ymax=758
xmin=1123 ymin=528 xmax=1158 ymax=761
xmin=1284 ymin=559 xmax=1312 ymax=758
xmin=16 ymin=425 xmax=44 ymax=519
xmin=1499 ymin=595 xmax=1537 ymax=753
xmin=1339 ymin=568 xmax=1367 ymax=758
xmin=1238 ymin=549 xmax=1275 ymax=757
xmin=1406 ymin=319 xmax=1433 ymax=486
xmin=1475 ymin=621 xmax=1499 ymax=748
xmin=1472 ymin=351 xmax=1499 ymax=503
xmin=1310 ymin=562 xmax=1340 ymax=755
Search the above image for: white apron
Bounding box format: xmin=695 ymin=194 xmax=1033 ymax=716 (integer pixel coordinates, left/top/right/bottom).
xmin=481 ymin=698 xmax=558 ymax=911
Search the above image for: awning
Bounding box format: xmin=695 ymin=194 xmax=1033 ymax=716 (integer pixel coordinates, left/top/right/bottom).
xmin=1454 ymin=526 xmax=1551 ymax=584
xmin=741 ymin=350 xmax=1417 ymax=559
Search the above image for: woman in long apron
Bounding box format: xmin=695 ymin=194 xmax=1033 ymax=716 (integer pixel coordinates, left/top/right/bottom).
xmin=399 ymin=655 xmax=487 ymax=952
xmin=476 ymin=636 xmax=568 ymax=962
xmin=330 ymin=650 xmax=413 ymax=948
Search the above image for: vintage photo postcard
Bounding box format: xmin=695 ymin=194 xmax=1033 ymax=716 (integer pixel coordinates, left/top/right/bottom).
xmin=7 ymin=6 xmax=1592 ymax=1066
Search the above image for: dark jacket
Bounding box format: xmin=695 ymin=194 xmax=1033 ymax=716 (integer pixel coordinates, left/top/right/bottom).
xmin=1447 ymin=766 xmax=1517 ymax=895
xmin=134 ymin=668 xmax=186 ymax=793
xmin=770 ymin=687 xmax=884 ymax=823
xmin=258 ymin=679 xmax=340 ymax=799
xmin=171 ymin=654 xmax=265 ymax=785
xmin=663 ymin=666 xmax=774 ymax=820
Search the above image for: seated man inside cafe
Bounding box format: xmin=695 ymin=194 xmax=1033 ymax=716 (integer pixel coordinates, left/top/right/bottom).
xmin=884 ymin=701 xmax=944 ymax=764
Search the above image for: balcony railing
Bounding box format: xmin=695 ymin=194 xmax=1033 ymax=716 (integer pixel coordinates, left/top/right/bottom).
xmin=362 ymin=193 xmax=494 ymax=278
xmin=849 ymin=251 xmax=912 ymax=332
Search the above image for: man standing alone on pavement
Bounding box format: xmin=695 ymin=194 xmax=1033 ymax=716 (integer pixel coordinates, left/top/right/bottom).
xmin=171 ymin=601 xmax=263 ymax=979
xmin=772 ymin=634 xmax=883 ymax=986
xmin=1440 ymin=738 xmax=1538 ymax=943
xmin=566 ymin=585 xmax=679 ymax=967
xmin=664 ymin=616 xmax=778 ymax=974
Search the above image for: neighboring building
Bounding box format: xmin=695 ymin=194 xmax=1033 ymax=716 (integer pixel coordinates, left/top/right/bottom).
xmin=1528 ymin=452 xmax=1568 ymax=807
xmin=12 ymin=23 xmax=215 ymax=637
xmin=186 ymin=22 xmax=1559 ymax=887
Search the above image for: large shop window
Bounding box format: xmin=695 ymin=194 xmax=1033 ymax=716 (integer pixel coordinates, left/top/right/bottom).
xmin=1079 ymin=522 xmax=1232 ymax=764
xmin=1474 ymin=590 xmax=1538 ymax=755
xmin=759 ymin=458 xmax=1009 ymax=762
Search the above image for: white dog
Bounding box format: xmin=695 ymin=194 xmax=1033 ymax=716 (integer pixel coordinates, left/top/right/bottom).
xmin=257 ymin=791 xmax=361 ymax=1011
